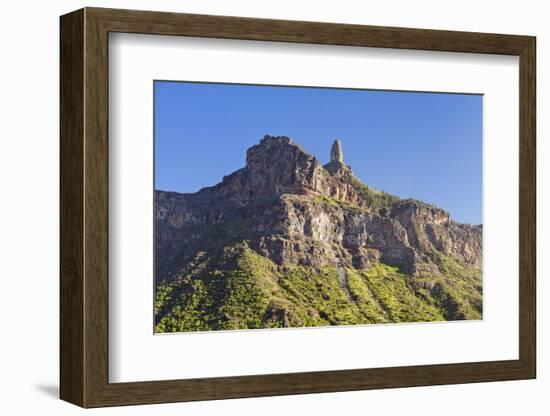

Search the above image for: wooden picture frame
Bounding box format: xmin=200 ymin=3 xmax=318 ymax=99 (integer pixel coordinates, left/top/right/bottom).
xmin=60 ymin=7 xmax=536 ymax=408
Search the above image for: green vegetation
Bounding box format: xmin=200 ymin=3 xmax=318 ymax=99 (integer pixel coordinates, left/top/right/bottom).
xmin=354 ymin=264 xmax=445 ymax=322
xmin=155 ymin=243 xmax=481 ymax=333
xmin=348 ymin=177 xmax=437 ymax=212
xmin=282 ymin=193 xmax=343 ymax=209
xmin=283 ymin=191 xmax=369 ymax=213
xmin=348 ymin=177 xmax=400 ymax=210
xmin=424 ymin=251 xmax=483 ymax=320
xmin=313 ymin=194 xmax=342 ymax=207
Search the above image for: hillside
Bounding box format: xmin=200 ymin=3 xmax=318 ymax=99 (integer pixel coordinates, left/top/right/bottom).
xmin=154 ymin=135 xmax=482 ymax=332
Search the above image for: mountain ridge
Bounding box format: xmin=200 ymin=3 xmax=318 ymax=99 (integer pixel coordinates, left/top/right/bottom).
xmin=154 ymin=135 xmax=482 ymax=332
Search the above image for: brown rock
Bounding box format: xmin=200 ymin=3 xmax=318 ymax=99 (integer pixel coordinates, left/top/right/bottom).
xmin=154 ymin=135 xmax=482 ymax=282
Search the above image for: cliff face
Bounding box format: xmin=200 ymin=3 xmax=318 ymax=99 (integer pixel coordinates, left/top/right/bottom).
xmin=154 ymin=135 xmax=482 ymax=332
xmin=199 ymin=135 xmax=363 ymax=205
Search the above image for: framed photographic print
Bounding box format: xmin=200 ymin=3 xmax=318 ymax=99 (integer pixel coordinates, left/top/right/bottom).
xmin=60 ymin=7 xmax=536 ymax=408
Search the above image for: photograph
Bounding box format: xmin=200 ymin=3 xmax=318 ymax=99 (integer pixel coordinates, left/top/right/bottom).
xmin=153 ymin=81 xmax=483 ymax=333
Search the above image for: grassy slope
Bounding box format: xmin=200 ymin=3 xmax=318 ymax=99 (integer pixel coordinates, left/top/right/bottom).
xmin=155 ymin=243 xmax=481 ymax=333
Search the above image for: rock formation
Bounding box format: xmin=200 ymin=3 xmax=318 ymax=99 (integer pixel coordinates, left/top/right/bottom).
xmin=330 ymin=139 xmax=344 ymax=163
xmin=154 ymin=135 xmax=483 ymax=332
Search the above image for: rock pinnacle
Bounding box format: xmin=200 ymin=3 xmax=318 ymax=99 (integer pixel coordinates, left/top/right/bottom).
xmin=330 ymin=139 xmax=344 ymax=163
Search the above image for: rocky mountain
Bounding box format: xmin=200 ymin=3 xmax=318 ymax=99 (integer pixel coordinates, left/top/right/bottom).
xmin=154 ymin=135 xmax=482 ymax=332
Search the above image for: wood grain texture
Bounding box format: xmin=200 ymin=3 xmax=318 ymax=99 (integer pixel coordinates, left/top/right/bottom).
xmin=59 ymin=7 xmax=537 ymax=408
xmin=89 ymin=7 xmax=532 ymax=54
xmin=59 ymin=8 xmax=84 ymax=407
xmin=518 ymin=38 xmax=536 ymax=375
xmin=83 ymin=10 xmax=110 ymax=406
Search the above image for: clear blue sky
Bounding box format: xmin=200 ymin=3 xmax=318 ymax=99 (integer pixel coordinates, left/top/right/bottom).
xmin=155 ymin=81 xmax=482 ymax=225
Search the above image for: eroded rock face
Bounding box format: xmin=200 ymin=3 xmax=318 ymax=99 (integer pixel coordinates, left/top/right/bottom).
xmin=204 ymin=136 xmax=363 ymax=206
xmin=330 ymin=139 xmax=344 ymax=163
xmin=155 ymin=135 xmax=482 ymax=281
xmin=389 ymin=201 xmax=482 ymax=268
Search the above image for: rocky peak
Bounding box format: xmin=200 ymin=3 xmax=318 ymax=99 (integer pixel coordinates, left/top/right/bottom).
xmin=330 ymin=139 xmax=344 ymax=163
xmin=245 ymin=135 xmax=317 ymax=176
xmin=209 ymin=134 xmax=363 ymax=206
xmin=234 ymin=134 xmax=322 ymax=198
xmin=154 ymin=134 xmax=483 ymax=330
xmin=324 ymin=139 xmax=352 ymax=176
xmin=155 ymin=134 xmax=482 ymax=282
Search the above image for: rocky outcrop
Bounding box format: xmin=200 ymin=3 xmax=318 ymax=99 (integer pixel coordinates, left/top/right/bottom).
xmin=155 ymin=135 xmax=482 ymax=282
xmin=330 ymin=139 xmax=344 ymax=163
xmin=200 ymin=135 xmax=363 ymax=207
